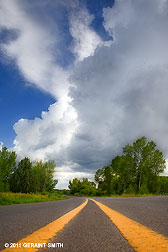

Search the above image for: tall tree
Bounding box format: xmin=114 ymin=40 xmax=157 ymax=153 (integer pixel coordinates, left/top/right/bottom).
xmin=95 ymin=167 xmax=105 ymax=192
xmin=32 ymin=160 xmax=57 ymax=193
xmin=95 ymin=166 xmax=113 ymax=195
xmin=0 ymin=147 xmax=16 ymax=192
xmin=123 ymin=137 xmax=166 ymax=192
xmin=95 ymin=137 xmax=166 ymax=195
xmin=43 ymin=160 xmax=58 ymax=192
xmin=112 ymin=155 xmax=135 ymax=193
xmin=10 ymin=157 xmax=33 ymax=193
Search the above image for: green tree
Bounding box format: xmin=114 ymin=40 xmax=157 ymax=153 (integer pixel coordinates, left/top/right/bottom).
xmin=0 ymin=147 xmax=16 ymax=192
xmin=95 ymin=167 xmax=106 ymax=194
xmin=69 ymin=178 xmax=81 ymax=195
xmin=32 ymin=160 xmax=57 ymax=193
xmin=31 ymin=161 xmax=44 ymax=193
xmin=80 ymin=178 xmax=96 ymax=196
xmin=95 ymin=166 xmax=113 ymax=195
xmin=10 ymin=159 xmax=57 ymax=193
xmin=159 ymin=176 xmax=168 ymax=194
xmin=69 ymin=178 xmax=96 ymax=196
xmin=112 ymin=155 xmax=135 ymax=194
xmin=95 ymin=136 xmax=166 ymax=195
xmin=10 ymin=157 xmax=33 ymax=193
xmin=43 ymin=160 xmax=58 ymax=192
xmin=123 ymin=137 xmax=166 ymax=193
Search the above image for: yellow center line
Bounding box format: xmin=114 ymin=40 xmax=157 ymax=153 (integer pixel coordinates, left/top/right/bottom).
xmin=91 ymin=199 xmax=168 ymax=252
xmin=2 ymin=199 xmax=88 ymax=252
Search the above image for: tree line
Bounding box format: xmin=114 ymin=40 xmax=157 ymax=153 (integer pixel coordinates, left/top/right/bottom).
xmin=69 ymin=137 xmax=168 ymax=196
xmin=1 ymin=137 xmax=168 ymax=196
xmin=0 ymin=147 xmax=57 ymax=193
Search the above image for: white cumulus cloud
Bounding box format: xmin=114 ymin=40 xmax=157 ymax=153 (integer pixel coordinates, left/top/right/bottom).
xmin=69 ymin=8 xmax=103 ymax=61
xmin=69 ymin=7 xmax=111 ymax=61
xmin=68 ymin=0 xmax=168 ymax=177
xmin=0 ymin=0 xmax=106 ymax=188
xmin=1 ymin=0 xmax=168 ymax=188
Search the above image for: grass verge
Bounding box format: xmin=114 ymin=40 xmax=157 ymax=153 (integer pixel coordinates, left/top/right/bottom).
xmin=0 ymin=192 xmax=67 ymax=205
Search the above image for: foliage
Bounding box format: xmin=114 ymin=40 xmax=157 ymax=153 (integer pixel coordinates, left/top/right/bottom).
xmin=69 ymin=178 xmax=97 ymax=196
xmin=95 ymin=137 xmax=166 ymax=195
xmin=0 ymin=146 xmax=58 ymax=194
xmin=10 ymin=157 xmax=33 ymax=193
xmin=123 ymin=137 xmax=165 ymax=193
xmin=158 ymin=176 xmax=168 ymax=194
xmin=0 ymin=147 xmax=16 ymax=192
xmin=95 ymin=166 xmax=113 ymax=195
xmin=10 ymin=159 xmax=58 ymax=194
xmin=0 ymin=192 xmax=66 ymax=205
xmin=32 ymin=160 xmax=58 ymax=193
xmin=1 ymin=136 xmax=167 ymax=197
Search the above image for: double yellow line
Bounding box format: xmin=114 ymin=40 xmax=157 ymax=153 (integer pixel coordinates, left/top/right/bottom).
xmin=2 ymin=200 xmax=88 ymax=252
xmin=2 ymin=198 xmax=168 ymax=252
xmin=92 ymin=199 xmax=168 ymax=252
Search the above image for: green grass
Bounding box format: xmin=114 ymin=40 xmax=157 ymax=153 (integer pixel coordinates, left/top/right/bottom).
xmin=0 ymin=192 xmax=67 ymax=205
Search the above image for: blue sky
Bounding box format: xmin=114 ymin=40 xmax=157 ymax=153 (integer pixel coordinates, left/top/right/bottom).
xmin=0 ymin=61 xmax=55 ymax=147
xmin=0 ymin=0 xmax=113 ymax=148
xmin=1 ymin=0 xmax=168 ymax=188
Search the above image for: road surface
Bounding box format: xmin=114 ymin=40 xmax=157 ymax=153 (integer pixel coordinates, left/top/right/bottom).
xmin=0 ymin=196 xmax=168 ymax=251
xmin=0 ymin=197 xmax=85 ymax=251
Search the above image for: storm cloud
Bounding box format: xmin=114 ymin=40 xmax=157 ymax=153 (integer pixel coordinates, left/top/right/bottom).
xmin=1 ymin=0 xmax=168 ymax=188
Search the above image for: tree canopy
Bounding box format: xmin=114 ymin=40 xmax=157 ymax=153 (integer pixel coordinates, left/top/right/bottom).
xmin=0 ymin=147 xmax=16 ymax=192
xmin=69 ymin=178 xmax=96 ymax=196
xmin=1 ymin=136 xmax=168 ymax=196
xmin=95 ymin=137 xmax=166 ymax=195
xmin=0 ymin=147 xmax=57 ymax=193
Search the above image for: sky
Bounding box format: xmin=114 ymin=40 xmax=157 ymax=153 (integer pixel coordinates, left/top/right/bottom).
xmin=0 ymin=0 xmax=168 ymax=188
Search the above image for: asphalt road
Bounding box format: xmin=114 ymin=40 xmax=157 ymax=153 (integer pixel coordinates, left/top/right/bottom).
xmin=41 ymin=199 xmax=134 ymax=252
xmin=0 ymin=197 xmax=85 ymax=251
xmin=94 ymin=196 xmax=168 ymax=237
xmin=0 ymin=196 xmax=168 ymax=251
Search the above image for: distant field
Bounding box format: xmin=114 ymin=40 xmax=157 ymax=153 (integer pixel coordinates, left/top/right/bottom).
xmin=0 ymin=192 xmax=67 ymax=205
